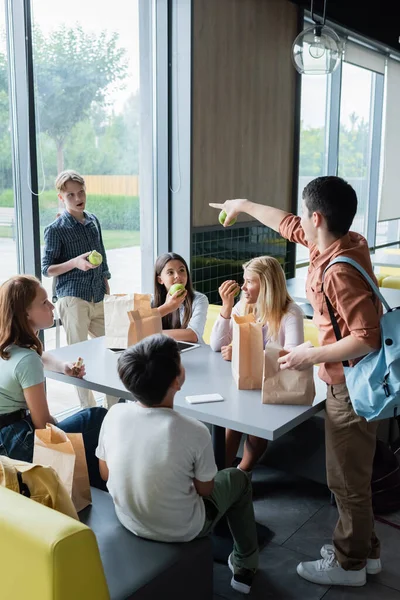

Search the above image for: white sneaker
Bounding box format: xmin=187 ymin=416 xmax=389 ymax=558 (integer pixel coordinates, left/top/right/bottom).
xmin=320 ymin=544 xmax=382 ymax=575
xmin=228 ymin=553 xmax=255 ymax=595
xmin=297 ymin=553 xmax=366 ymax=586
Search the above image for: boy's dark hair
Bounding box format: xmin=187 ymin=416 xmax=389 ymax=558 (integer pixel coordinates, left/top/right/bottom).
xmin=117 ymin=334 xmax=181 ymax=407
xmin=302 ymin=176 xmax=357 ymax=237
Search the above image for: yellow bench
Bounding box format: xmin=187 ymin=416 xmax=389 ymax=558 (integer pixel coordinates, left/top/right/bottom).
xmin=381 ymin=276 xmax=400 ymax=290
xmin=303 ymin=318 xmax=319 ymax=347
xmin=0 ymin=485 xmax=109 ymax=600
xmin=377 ymin=266 xmax=400 ymax=277
xmin=203 ymin=304 xmax=221 ymax=345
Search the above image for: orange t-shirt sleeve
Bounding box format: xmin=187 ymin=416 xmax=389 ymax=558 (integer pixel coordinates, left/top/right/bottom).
xmin=279 ymin=214 xmax=309 ymax=247
xmin=324 ymin=267 xmax=381 ymax=349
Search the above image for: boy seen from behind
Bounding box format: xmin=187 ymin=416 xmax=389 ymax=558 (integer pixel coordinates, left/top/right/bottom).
xmin=96 ymin=334 xmax=259 ymax=595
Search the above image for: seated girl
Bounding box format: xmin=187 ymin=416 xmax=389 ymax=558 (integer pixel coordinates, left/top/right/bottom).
xmin=153 ymin=252 xmax=209 ymax=343
xmin=210 ymin=256 xmax=304 ymax=475
xmin=0 ymin=275 xmax=106 ymax=489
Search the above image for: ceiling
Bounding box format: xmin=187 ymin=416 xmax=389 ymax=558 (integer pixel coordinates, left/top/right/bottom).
xmin=290 ymin=0 xmax=400 ymax=54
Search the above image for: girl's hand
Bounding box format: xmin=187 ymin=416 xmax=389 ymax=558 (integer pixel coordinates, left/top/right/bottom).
xmin=219 ymin=280 xmax=240 ymax=319
xmin=163 ymin=289 xmax=187 ymax=314
xmin=221 ymin=345 xmax=233 ymax=361
xmin=64 ymin=358 xmax=86 ymax=379
xmin=219 ymin=280 xmax=240 ymax=305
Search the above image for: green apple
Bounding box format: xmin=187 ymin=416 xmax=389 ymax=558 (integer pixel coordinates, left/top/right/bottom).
xmin=219 ymin=210 xmax=237 ymax=227
xmin=169 ymin=283 xmax=185 ymax=296
xmin=234 ymin=285 xmax=241 ymax=298
xmin=88 ymin=250 xmax=103 ymax=266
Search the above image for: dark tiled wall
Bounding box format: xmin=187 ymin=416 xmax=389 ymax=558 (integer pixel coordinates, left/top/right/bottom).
xmin=192 ymin=223 xmax=288 ymax=305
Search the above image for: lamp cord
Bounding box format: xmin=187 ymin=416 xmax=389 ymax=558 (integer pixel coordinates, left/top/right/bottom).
xmin=310 ymin=0 xmax=327 ymax=26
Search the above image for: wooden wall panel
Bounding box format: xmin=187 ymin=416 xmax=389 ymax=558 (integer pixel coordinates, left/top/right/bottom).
xmin=192 ymin=0 xmax=298 ymax=227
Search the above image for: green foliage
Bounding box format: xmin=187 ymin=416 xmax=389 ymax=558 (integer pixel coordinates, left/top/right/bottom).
xmin=0 ymin=189 xmax=139 ymax=231
xmin=300 ymin=113 xmax=370 ymax=178
xmin=33 ymin=24 xmax=128 ymax=171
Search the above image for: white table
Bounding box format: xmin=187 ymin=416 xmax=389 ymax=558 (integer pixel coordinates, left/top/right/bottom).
xmin=287 ymin=277 xmax=400 ymax=310
xmin=44 ymin=337 xmax=327 ymax=468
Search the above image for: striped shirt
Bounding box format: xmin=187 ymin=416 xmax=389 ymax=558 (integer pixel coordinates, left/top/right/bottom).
xmin=42 ymin=210 xmax=111 ymax=303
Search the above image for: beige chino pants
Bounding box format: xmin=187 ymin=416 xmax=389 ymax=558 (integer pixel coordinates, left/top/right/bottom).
xmin=57 ymin=296 xmax=118 ymax=410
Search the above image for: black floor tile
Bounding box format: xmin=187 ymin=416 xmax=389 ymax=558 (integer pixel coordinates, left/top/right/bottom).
xmin=323 ymin=582 xmax=400 ymax=599
xmin=251 ymin=466 xmax=330 ymax=545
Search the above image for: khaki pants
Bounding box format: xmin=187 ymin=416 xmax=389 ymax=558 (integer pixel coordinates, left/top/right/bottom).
xmin=326 ymin=383 xmax=380 ymax=571
xmin=58 ymin=297 xmax=118 ymax=410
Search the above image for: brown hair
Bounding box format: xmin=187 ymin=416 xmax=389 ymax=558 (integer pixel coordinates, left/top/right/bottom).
xmin=153 ymin=253 xmax=194 ymax=330
xmin=55 ymin=170 xmax=86 ymax=193
xmin=0 ymin=275 xmax=43 ymax=359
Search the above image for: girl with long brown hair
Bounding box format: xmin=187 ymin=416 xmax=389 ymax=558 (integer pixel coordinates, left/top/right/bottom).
xmin=210 ymin=256 xmax=304 ymax=475
xmin=0 ymin=275 xmax=106 ymax=489
xmin=153 ymin=253 xmax=209 ymax=342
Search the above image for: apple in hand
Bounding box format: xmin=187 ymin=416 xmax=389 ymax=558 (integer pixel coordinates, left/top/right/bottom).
xmin=88 ymin=250 xmax=103 ymax=266
xmin=169 ymin=283 xmax=185 ymax=296
xmin=219 ymin=210 xmax=237 ymax=227
xmin=234 ymin=285 xmax=241 ymax=297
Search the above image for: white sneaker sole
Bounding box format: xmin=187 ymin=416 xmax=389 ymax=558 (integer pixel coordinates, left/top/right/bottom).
xmin=297 ymin=563 xmax=366 ymax=587
xmin=228 ymin=554 xmax=251 ymax=595
xmin=320 ymin=545 xmax=382 ymax=575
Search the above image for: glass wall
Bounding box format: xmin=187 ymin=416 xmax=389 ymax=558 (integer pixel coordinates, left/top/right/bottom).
xmin=30 ymin=0 xmax=144 ymax=413
xmin=297 ymin=32 xmax=395 ymax=265
xmin=0 ymin=2 xmax=18 ymax=284
xmin=297 ymin=74 xmax=329 ymax=263
xmin=31 ymin=0 xmax=142 ymax=306
xmin=338 ymin=63 xmax=374 ymax=238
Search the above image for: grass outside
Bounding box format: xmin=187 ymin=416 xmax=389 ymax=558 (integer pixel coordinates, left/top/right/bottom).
xmin=0 ymin=226 xmax=140 ymax=250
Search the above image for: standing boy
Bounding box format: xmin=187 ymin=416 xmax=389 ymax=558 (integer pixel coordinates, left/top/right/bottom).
xmin=42 ymin=170 xmax=116 ymax=409
xmin=211 ymin=176 xmax=382 ymax=588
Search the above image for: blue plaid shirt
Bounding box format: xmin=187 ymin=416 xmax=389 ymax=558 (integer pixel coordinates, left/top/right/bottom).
xmin=42 ymin=210 xmax=111 ymax=303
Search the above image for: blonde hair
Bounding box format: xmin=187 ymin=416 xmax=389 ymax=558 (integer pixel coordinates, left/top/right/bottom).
xmin=0 ymin=275 xmax=43 ymax=359
xmin=55 ymin=170 xmax=86 ymax=193
xmin=240 ymin=256 xmax=293 ymax=341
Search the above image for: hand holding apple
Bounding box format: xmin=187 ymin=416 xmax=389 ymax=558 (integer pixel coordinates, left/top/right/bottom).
xmin=75 ymin=252 xmax=100 ymax=271
xmin=164 ymin=286 xmax=187 ymax=313
xmin=209 ymin=199 xmax=247 ymax=227
xmin=88 ymin=250 xmax=103 ymax=266
xmin=219 ymin=280 xmax=241 ymax=319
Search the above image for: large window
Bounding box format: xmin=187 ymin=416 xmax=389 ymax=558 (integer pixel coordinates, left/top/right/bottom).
xmin=297 ymin=25 xmax=394 ymax=266
xmin=0 ymin=3 xmax=17 ymax=284
xmin=30 ymin=0 xmax=143 ymax=412
xmin=31 ymin=0 xmax=142 ymax=304
xmin=297 ymin=74 xmax=329 ymax=263
xmin=338 ymin=63 xmax=374 ymax=237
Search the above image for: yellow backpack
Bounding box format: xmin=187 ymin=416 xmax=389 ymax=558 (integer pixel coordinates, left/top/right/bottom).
xmin=0 ymin=455 xmax=78 ymax=520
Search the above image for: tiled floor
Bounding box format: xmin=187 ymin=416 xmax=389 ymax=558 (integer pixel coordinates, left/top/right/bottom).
xmin=213 ymin=466 xmax=400 ymax=600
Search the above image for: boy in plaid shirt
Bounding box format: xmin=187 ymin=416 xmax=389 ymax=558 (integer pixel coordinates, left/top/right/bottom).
xmin=42 ymin=170 xmax=116 ymax=409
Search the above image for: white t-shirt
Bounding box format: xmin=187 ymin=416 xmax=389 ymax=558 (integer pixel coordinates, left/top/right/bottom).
xmin=96 ymin=403 xmax=217 ymax=542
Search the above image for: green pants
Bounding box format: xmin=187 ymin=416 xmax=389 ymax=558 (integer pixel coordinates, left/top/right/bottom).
xmin=197 ymin=468 xmax=259 ymax=571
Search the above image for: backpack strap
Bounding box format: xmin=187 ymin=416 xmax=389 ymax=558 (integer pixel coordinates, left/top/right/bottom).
xmin=321 ymin=256 xmax=391 ymax=369
xmin=323 ymin=257 xmax=392 ymax=312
